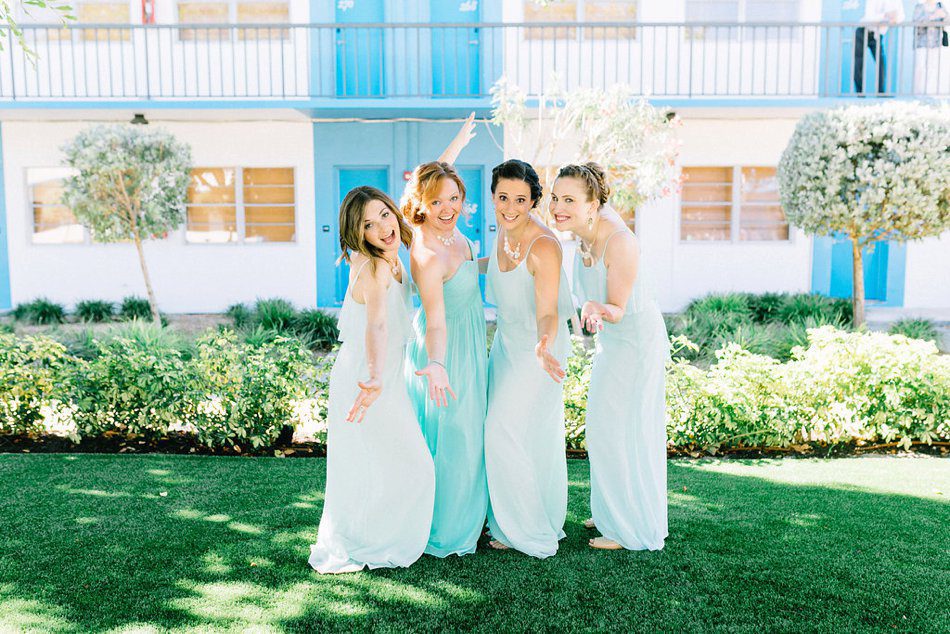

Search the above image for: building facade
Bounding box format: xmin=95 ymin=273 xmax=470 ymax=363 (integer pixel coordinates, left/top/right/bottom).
xmin=1 ymin=0 xmax=948 ymax=313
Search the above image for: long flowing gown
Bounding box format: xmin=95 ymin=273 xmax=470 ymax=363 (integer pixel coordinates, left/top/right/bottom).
xmin=573 ymin=230 xmax=670 ymax=551
xmin=406 ymin=237 xmax=489 ymax=557
xmin=484 ymin=234 xmax=575 ymax=558
xmin=309 ymin=259 xmax=435 ymax=573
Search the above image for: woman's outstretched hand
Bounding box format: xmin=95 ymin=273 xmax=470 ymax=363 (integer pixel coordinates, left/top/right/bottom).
xmin=581 ymin=301 xmax=606 ymax=333
xmin=346 ymin=378 xmax=382 ymax=423
xmin=415 ymin=362 xmax=457 ymax=408
xmin=536 ymin=334 xmax=566 ymax=383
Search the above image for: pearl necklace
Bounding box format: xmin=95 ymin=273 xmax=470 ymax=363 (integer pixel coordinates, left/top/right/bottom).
xmin=503 ymin=234 xmax=522 ymax=261
xmin=435 ymin=231 xmax=456 ymax=247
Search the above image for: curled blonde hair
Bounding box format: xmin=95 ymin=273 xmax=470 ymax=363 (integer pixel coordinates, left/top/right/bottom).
xmin=400 ymin=161 xmax=467 ymax=225
xmin=556 ymin=162 xmax=611 ymax=207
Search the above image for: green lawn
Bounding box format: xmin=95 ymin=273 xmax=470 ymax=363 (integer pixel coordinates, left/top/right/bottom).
xmin=1 ymin=455 xmax=948 ymax=633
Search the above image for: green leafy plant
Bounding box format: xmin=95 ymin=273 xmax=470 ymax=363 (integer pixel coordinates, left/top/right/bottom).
xmin=226 ymin=303 xmax=252 ymax=328
xmin=253 ymin=298 xmax=297 ymax=332
xmin=119 ymin=296 xmax=152 ymax=321
xmin=294 ymin=309 xmax=340 ymax=350
xmin=0 ymin=333 xmax=77 ymax=438
xmin=74 ymin=300 xmax=115 ymax=323
xmin=11 ymin=298 xmax=66 ymax=325
xmin=889 ymin=318 xmax=939 ymax=343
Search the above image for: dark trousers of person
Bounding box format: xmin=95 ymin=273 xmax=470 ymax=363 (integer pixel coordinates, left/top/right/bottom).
xmin=854 ymin=27 xmax=887 ymax=94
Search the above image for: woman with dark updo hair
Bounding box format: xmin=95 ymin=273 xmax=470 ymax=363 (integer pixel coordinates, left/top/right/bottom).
xmin=550 ymin=162 xmax=669 ymax=552
xmin=481 ymin=159 xmax=575 ymax=558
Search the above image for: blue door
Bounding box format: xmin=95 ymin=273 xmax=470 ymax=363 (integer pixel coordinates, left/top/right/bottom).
xmin=335 ymin=0 xmax=385 ymax=97
xmin=456 ymin=166 xmax=483 ymax=255
xmin=430 ymin=0 xmax=481 ymax=96
xmin=336 ymin=168 xmax=389 ymax=304
xmin=829 ymin=238 xmax=889 ymax=301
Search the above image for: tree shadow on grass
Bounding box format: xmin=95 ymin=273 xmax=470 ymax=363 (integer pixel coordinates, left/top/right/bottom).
xmin=0 ymin=455 xmax=948 ymax=632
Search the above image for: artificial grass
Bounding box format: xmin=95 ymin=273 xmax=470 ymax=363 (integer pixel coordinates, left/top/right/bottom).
xmin=1 ymin=455 xmax=948 ymax=633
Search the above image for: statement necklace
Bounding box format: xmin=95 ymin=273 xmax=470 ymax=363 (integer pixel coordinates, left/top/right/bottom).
xmin=578 ymin=236 xmax=595 ymax=265
xmin=435 ymin=231 xmax=456 ymax=247
xmin=503 ymin=234 xmax=522 ymax=261
xmin=381 ymin=255 xmax=400 ymax=277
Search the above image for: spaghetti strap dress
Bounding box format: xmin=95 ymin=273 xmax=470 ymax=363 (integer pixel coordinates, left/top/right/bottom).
xmin=573 ymin=230 xmax=670 ymax=551
xmin=484 ymin=234 xmax=575 ymax=558
xmin=406 ymin=237 xmax=489 ymax=557
xmin=309 ymin=259 xmax=436 ymax=573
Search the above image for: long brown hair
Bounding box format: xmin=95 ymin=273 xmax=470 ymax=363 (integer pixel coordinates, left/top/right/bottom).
xmin=400 ymin=161 xmax=467 ymax=225
xmin=338 ymin=186 xmax=412 ymax=264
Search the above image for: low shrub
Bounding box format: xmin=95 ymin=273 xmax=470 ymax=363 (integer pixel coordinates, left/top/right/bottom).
xmin=226 ymin=303 xmax=252 ymax=328
xmin=71 ymin=330 xmax=193 ymax=438
xmin=294 ymin=309 xmax=339 ymax=349
xmin=776 ymin=293 xmax=851 ymax=326
xmin=119 ymin=296 xmax=152 ymax=321
xmin=254 ymin=298 xmax=297 ymax=332
xmin=188 ymin=330 xmax=320 ymax=448
xmin=12 ymin=298 xmax=66 ymax=325
xmin=889 ymin=318 xmax=939 ymax=343
xmin=74 ymin=299 xmax=115 ymax=323
xmin=0 ymin=333 xmax=76 ymax=438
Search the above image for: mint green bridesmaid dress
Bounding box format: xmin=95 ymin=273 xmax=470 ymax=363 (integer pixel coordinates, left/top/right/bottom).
xmin=406 ymin=237 xmax=489 ymax=557
xmin=574 ymin=230 xmax=670 ymax=551
xmin=484 ymin=234 xmax=574 ymax=558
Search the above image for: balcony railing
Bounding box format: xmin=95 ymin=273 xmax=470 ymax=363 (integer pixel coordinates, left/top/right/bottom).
xmin=0 ymin=21 xmax=947 ymax=101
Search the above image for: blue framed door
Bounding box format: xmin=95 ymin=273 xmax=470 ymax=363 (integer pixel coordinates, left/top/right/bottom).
xmin=335 ymin=167 xmax=389 ymax=304
xmin=456 ymin=166 xmax=483 ymax=254
xmin=829 ymin=238 xmax=889 ymax=301
xmin=335 ymin=0 xmax=385 ymax=97
xmin=430 ymin=0 xmax=481 ymax=96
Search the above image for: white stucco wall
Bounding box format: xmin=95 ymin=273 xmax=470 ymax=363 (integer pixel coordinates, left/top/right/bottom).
xmin=3 ymin=118 xmax=316 ymax=313
xmin=902 ymin=233 xmax=950 ymax=310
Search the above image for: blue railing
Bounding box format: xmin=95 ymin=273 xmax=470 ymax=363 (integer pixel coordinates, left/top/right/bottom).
xmin=0 ymin=21 xmax=946 ymax=101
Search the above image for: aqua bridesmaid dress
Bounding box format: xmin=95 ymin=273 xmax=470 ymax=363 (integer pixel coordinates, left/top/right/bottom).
xmin=573 ymin=230 xmax=670 ymax=551
xmin=484 ymin=234 xmax=575 ymax=558
xmin=309 ymin=259 xmax=435 ymax=573
xmin=406 ymin=237 xmax=489 ymax=557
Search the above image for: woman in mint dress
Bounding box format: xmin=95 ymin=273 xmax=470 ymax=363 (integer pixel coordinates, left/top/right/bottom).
xmin=551 ymin=163 xmax=669 ymax=551
xmin=403 ymin=161 xmax=488 ymax=557
xmin=309 ymin=186 xmax=434 ymax=574
xmin=483 ymin=159 xmax=574 ymax=558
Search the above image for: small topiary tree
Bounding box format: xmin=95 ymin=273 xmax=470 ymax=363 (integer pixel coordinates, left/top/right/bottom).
xmin=61 ymin=125 xmax=192 ymax=324
xmin=778 ymin=103 xmax=950 ymax=326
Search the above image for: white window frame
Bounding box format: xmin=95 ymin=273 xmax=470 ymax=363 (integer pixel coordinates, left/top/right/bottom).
xmin=684 ymin=0 xmax=801 ymax=41
xmin=175 ymin=0 xmax=291 ymax=41
xmin=679 ymin=165 xmax=792 ymax=244
xmin=27 ymin=167 xmax=89 ymax=246
xmin=185 ymin=165 xmax=297 ymax=246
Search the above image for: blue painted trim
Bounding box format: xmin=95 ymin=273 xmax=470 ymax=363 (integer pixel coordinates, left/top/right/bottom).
xmin=0 ymin=125 xmax=10 ymax=310
xmin=811 ymin=234 xmax=907 ymax=307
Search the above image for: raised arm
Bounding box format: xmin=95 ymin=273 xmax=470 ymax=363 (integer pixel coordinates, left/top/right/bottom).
xmin=347 ymin=261 xmax=388 ymax=423
xmin=580 ymin=232 xmax=639 ymax=332
xmin=528 ymin=237 xmax=566 ymax=383
xmin=437 ymin=112 xmax=476 ymax=165
xmin=411 ymin=249 xmax=456 ymax=407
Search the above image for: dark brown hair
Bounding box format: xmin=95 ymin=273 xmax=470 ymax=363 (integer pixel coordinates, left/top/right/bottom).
xmin=338 ymin=186 xmax=412 ymax=264
xmin=556 ymin=162 xmax=611 ymax=207
xmin=400 ymin=161 xmax=467 ymax=225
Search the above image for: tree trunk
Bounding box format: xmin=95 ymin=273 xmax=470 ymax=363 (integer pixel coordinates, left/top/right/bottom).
xmin=132 ymin=231 xmax=162 ymax=325
xmin=851 ymin=238 xmax=865 ymax=328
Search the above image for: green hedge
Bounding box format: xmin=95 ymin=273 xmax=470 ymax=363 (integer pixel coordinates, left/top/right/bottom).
xmin=1 ymin=326 xmax=946 ymax=454
xmin=563 ymin=327 xmax=949 ymax=452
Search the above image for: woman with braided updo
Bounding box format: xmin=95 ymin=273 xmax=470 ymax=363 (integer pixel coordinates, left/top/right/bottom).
xmin=402 ymin=160 xmax=488 ymax=558
xmin=551 ymin=162 xmax=669 ymax=551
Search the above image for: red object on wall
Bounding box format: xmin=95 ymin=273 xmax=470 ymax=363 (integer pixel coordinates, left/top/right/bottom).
xmin=141 ymin=0 xmax=155 ymax=24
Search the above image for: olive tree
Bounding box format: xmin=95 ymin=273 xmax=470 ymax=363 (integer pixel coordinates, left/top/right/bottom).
xmin=61 ymin=124 xmax=192 ymax=324
xmin=778 ymin=102 xmax=950 ymax=326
